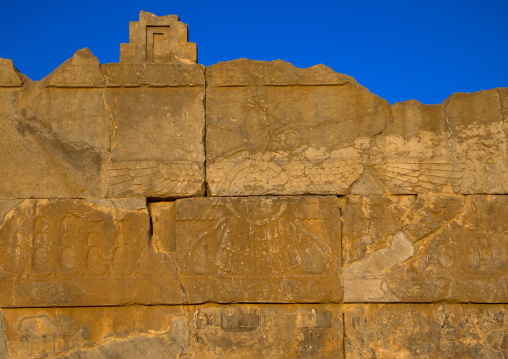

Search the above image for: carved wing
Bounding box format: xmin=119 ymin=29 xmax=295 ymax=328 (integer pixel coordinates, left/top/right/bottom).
xmin=108 ymin=161 xmax=202 ymax=196
xmin=370 ymin=161 xmax=466 ymax=193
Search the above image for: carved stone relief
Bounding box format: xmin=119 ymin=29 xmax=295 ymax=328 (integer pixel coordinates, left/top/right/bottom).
xmin=0 ymin=199 xmax=184 ymax=306
xmin=0 ymin=9 xmax=506 ymax=359
xmin=173 ymin=196 xmax=342 ymax=302
xmin=206 ymin=59 xmax=390 ymax=196
xmin=342 ymin=195 xmax=508 ymax=302
xmin=345 ymin=304 xmax=508 ymax=358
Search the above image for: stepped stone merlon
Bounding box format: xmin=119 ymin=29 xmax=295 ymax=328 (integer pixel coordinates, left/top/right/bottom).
xmin=120 ymin=11 xmax=197 ymax=64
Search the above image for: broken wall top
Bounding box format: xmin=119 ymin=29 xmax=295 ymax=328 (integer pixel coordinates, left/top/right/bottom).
xmin=0 ymin=10 xmax=507 ymax=200
xmin=0 ymin=11 xmax=205 ymax=200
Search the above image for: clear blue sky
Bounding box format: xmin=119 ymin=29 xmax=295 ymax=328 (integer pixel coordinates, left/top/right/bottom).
xmin=1 ymin=0 xmax=506 ymax=104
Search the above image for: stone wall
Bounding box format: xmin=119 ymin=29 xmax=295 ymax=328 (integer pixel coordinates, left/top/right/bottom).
xmin=0 ymin=11 xmax=506 ymax=358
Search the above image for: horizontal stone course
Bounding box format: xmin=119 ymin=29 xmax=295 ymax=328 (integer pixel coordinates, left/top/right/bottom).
xmin=0 ymin=9 xmax=506 ymax=359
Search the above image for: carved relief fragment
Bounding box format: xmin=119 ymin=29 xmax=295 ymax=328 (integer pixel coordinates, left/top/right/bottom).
xmin=105 ymin=87 xmax=205 ymax=198
xmin=173 ymin=196 xmax=342 ymax=302
xmin=206 ymin=59 xmax=390 ymax=196
xmin=342 ymin=195 xmax=508 ymax=302
xmin=362 ymin=90 xmax=508 ymax=195
xmin=0 ymin=199 xmax=184 ymax=306
xmin=345 ymin=304 xmax=508 ymax=358
xmin=188 ymin=304 xmax=343 ymax=358
xmin=0 ymin=306 xmax=187 ymax=359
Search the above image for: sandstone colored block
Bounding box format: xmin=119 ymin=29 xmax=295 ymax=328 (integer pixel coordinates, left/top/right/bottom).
xmin=0 ymin=304 xmax=343 ymax=358
xmin=0 ymin=306 xmax=188 ymax=359
xmin=149 ymin=202 xmax=176 ymax=253
xmin=101 ymin=63 xmax=204 ymax=87
xmin=0 ymin=59 xmax=23 ymax=87
xmin=121 ymin=11 xmax=197 ymax=64
xmin=342 ymin=195 xmax=508 ymax=302
xmin=171 ymin=196 xmax=342 ymax=303
xmin=187 ymin=304 xmax=343 ymax=358
xmin=0 ymin=198 xmax=184 ymax=306
xmin=42 ymin=48 xmax=105 ymax=87
xmin=364 ymin=89 xmax=508 ymax=194
xmin=344 ymin=304 xmax=508 ymax=358
xmin=206 ymin=59 xmax=391 ymax=196
xmin=105 ymin=86 xmax=205 ymax=197
xmin=0 ymin=85 xmax=108 ymax=198
xmin=1 ymin=46 xmax=205 ymax=199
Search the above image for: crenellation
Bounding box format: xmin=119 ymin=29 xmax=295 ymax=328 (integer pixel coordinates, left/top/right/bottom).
xmin=0 ymin=10 xmax=505 ymax=358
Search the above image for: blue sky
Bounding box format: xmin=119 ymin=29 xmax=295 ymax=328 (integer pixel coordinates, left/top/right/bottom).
xmin=1 ymin=0 xmax=506 ymax=104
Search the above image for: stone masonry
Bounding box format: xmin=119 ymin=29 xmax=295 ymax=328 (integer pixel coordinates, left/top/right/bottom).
xmin=0 ymin=11 xmax=506 ymax=358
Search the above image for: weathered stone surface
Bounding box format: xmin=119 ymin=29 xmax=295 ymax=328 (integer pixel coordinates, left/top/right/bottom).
xmin=206 ymin=59 xmax=391 ymax=196
xmin=0 ymin=84 xmax=108 ymax=198
xmin=0 ymin=15 xmax=205 ymax=199
xmin=344 ymin=304 xmax=508 ymax=358
xmin=121 ymin=11 xmax=197 ymax=64
xmin=105 ymin=86 xmax=205 ymax=198
xmin=363 ymin=89 xmax=508 ymax=194
xmin=0 ymin=59 xmax=23 ymax=87
xmin=101 ymin=62 xmax=204 ymax=87
xmin=0 ymin=304 xmax=342 ymax=358
xmin=170 ymin=196 xmax=342 ymax=302
xmin=1 ymin=11 xmax=507 ymax=358
xmin=0 ymin=199 xmax=184 ymax=306
xmin=187 ymin=304 xmax=343 ymax=358
xmin=0 ymin=306 xmax=188 ymax=359
xmin=149 ymin=202 xmax=176 ymax=253
xmin=43 ymin=48 xmax=105 ymax=88
xmin=342 ymin=195 xmax=508 ymax=302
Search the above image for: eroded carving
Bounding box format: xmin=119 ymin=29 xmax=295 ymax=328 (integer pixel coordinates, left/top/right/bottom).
xmin=189 ymin=304 xmax=343 ymax=358
xmin=0 ymin=199 xmax=184 ymax=306
xmin=345 ymin=304 xmax=508 ymax=358
xmin=206 ymin=65 xmax=389 ymax=196
xmin=1 ymin=306 xmax=184 ymax=359
xmin=174 ymin=196 xmax=342 ymax=302
xmin=342 ymin=195 xmax=508 ymax=302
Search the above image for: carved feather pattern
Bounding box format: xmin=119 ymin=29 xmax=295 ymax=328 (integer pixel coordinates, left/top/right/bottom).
xmin=207 ymin=157 xmax=364 ymax=193
xmin=370 ymin=161 xmax=466 ymax=193
xmin=108 ymin=161 xmax=203 ymax=196
xmin=178 ymin=198 xmax=337 ymax=275
xmin=215 ymin=217 xmax=304 ymax=275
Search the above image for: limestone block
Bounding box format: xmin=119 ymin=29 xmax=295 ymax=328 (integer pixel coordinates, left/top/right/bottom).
xmin=0 ymin=304 xmax=342 ymax=358
xmin=344 ymin=304 xmax=508 ymax=358
xmin=364 ymin=89 xmax=508 ymax=194
xmin=105 ymin=86 xmax=205 ymax=197
xmin=0 ymin=306 xmax=189 ymax=359
xmin=187 ymin=304 xmax=343 ymax=358
xmin=43 ymin=48 xmax=106 ymax=87
xmin=171 ymin=196 xmax=342 ymax=302
xmin=0 ymin=49 xmax=205 ymax=199
xmin=206 ymin=59 xmax=391 ymax=196
xmin=121 ymin=11 xmax=197 ymax=64
xmin=0 ymin=198 xmax=184 ymax=306
xmin=0 ymin=85 xmax=108 ymax=198
xmin=0 ymin=59 xmax=23 ymax=87
xmin=101 ymin=63 xmax=204 ymax=87
xmin=342 ymin=195 xmax=508 ymax=302
xmin=149 ymin=202 xmax=176 ymax=253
